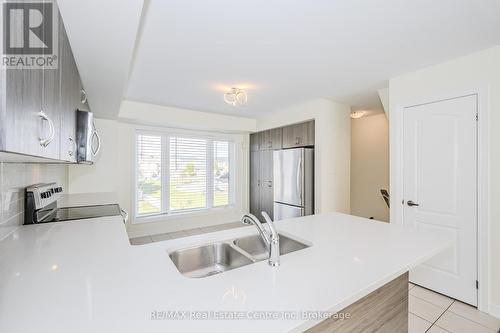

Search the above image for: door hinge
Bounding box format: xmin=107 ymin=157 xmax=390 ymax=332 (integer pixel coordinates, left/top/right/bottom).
xmin=476 ymin=280 xmax=479 ymax=290
xmin=476 ymin=113 xmax=479 ymax=121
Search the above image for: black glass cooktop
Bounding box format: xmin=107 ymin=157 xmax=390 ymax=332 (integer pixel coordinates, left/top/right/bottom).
xmin=40 ymin=204 xmax=121 ymax=223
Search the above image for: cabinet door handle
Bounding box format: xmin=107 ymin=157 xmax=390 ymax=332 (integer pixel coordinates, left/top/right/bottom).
xmin=81 ymin=88 xmax=87 ymax=104
xmin=91 ymin=124 xmax=101 ymax=156
xmin=38 ymin=110 xmax=55 ymax=147
xmin=68 ymin=137 xmax=77 ymax=157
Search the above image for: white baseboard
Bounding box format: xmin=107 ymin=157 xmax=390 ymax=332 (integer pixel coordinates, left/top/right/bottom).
xmin=489 ymin=303 xmax=500 ymax=320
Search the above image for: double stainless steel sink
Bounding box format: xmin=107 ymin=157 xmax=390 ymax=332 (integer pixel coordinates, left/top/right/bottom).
xmin=169 ymin=233 xmax=310 ymax=278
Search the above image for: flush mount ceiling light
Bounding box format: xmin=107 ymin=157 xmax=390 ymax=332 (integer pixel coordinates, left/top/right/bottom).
xmin=224 ymin=88 xmax=247 ymax=106
xmin=350 ymin=111 xmax=367 ymax=119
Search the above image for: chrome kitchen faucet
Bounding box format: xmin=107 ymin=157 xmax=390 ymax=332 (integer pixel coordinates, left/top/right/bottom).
xmin=240 ymin=213 xmax=280 ymax=267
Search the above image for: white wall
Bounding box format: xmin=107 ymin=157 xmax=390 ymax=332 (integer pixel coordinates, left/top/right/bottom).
xmin=377 ymin=88 xmax=389 ymax=117
xmin=57 ymin=0 xmax=144 ymax=119
xmin=0 ymin=163 xmax=68 ymax=240
xmin=68 ymin=103 xmax=253 ymax=237
xmin=351 ymin=113 xmax=389 ymax=222
xmin=389 ymin=46 xmax=500 ymax=316
xmin=257 ymin=98 xmax=351 ymax=214
xmin=120 ymin=100 xmax=257 ymax=132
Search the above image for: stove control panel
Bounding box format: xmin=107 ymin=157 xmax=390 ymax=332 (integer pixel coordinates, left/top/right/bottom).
xmin=25 ymin=183 xmax=63 ymax=210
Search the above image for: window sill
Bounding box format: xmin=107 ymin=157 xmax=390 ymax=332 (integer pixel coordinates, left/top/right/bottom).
xmin=132 ymin=205 xmax=238 ymax=224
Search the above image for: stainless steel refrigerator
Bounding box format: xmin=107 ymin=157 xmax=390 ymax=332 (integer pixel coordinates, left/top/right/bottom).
xmin=273 ymin=148 xmax=314 ymax=220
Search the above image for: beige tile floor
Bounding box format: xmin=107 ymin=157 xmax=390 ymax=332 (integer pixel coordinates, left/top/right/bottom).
xmin=408 ymin=282 xmax=500 ymax=333
xmin=131 ymin=230 xmax=500 ymax=333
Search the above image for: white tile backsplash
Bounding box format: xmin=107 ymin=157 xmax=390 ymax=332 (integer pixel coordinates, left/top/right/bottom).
xmin=0 ymin=162 xmax=68 ymax=240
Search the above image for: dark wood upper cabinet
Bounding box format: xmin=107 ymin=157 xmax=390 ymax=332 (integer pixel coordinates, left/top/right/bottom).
xmin=39 ymin=5 xmax=62 ymax=160
xmin=1 ymin=66 xmax=46 ymax=157
xmin=0 ymin=5 xmax=89 ymax=162
xmin=1 ymin=62 xmax=61 ymax=159
xmin=58 ymin=16 xmax=81 ymax=162
xmin=0 ymin=13 xmax=45 ymax=157
xmin=259 ymin=128 xmax=282 ymax=150
xmin=282 ymin=121 xmax=315 ymax=149
xmin=250 ymin=132 xmax=260 ymax=151
xmin=305 ymin=120 xmax=315 ymax=146
xmin=42 ymin=61 xmax=62 ymax=160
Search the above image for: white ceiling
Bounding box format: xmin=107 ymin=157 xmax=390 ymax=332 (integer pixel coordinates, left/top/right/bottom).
xmin=76 ymin=0 xmax=500 ymax=118
xmin=57 ymin=0 xmax=144 ymax=119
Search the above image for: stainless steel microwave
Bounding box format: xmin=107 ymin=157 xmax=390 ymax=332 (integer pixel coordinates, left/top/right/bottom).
xmin=76 ymin=110 xmax=101 ymax=164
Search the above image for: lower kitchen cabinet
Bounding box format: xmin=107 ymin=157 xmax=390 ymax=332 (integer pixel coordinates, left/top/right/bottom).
xmin=259 ymin=149 xmax=274 ymax=220
xmin=249 ymin=150 xmax=274 ymax=221
xmin=259 ymin=186 xmax=274 ymax=221
xmin=250 ymin=151 xmax=261 ymax=217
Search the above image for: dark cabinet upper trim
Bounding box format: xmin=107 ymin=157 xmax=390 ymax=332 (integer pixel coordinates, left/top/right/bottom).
xmin=250 ymin=120 xmax=315 ymax=151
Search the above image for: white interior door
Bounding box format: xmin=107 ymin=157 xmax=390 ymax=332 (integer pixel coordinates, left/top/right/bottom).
xmin=403 ymin=94 xmax=478 ymax=306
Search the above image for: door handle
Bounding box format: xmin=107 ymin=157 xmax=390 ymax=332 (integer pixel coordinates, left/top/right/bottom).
xmin=91 ymin=123 xmax=101 ymax=156
xmin=68 ymin=137 xmax=77 ymax=157
xmin=38 ymin=110 xmax=55 ymax=147
xmin=407 ymin=200 xmax=420 ymax=207
xmin=81 ymin=88 xmax=87 ymax=104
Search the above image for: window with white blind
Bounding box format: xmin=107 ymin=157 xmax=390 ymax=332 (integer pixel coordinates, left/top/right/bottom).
xmin=135 ymin=131 xmax=234 ymax=219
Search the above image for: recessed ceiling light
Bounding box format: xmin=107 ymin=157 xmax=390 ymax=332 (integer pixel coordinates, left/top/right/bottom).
xmin=350 ymin=111 xmax=367 ymax=119
xmin=224 ymin=88 xmax=247 ymax=106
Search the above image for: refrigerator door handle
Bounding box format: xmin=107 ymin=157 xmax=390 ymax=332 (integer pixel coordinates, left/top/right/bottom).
xmin=296 ymin=156 xmax=302 ymax=202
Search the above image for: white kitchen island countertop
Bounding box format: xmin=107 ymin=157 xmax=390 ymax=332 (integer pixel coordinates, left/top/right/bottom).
xmin=0 ymin=212 xmax=451 ymax=333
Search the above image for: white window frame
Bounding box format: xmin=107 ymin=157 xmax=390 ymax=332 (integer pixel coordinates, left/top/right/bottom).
xmin=133 ymin=128 xmax=236 ymax=224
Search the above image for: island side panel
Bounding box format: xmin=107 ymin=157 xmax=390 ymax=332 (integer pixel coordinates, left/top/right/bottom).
xmin=306 ymin=272 xmax=409 ymax=333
